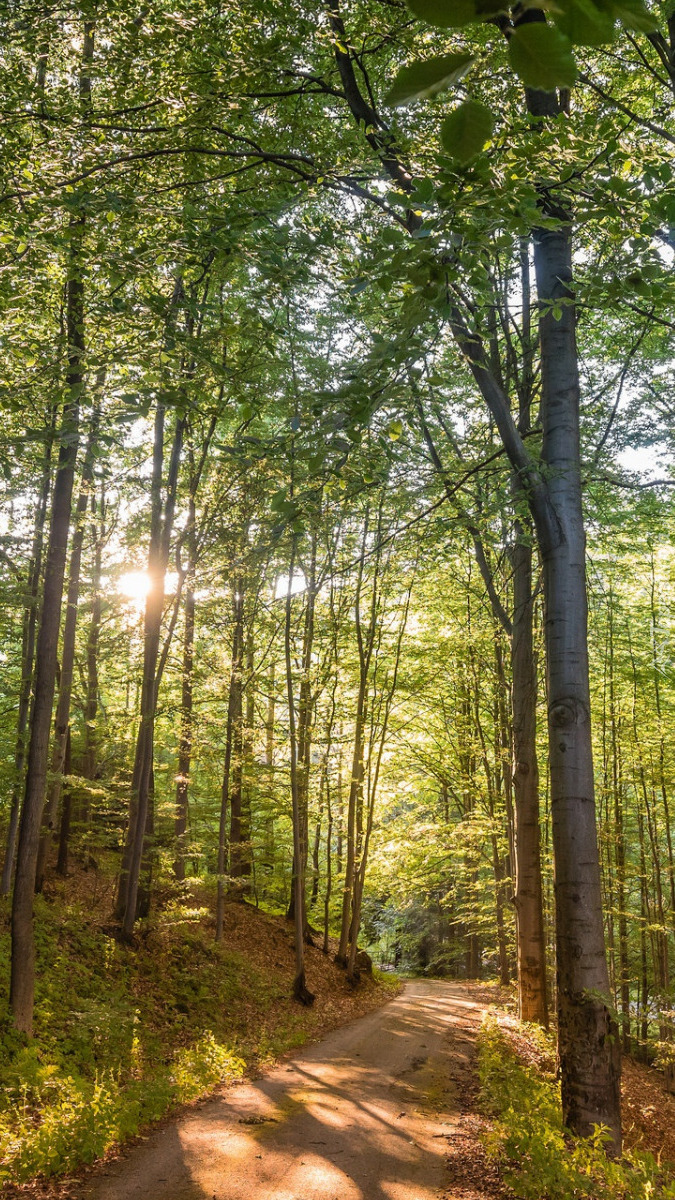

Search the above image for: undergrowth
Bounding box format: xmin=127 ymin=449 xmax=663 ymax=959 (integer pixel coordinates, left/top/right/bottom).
xmin=0 ymin=894 xmax=280 ymax=1183
xmin=0 ymin=1033 xmax=244 ymax=1183
xmin=0 ymin=885 xmax=397 ymax=1185
xmin=478 ymin=1015 xmax=675 ymax=1200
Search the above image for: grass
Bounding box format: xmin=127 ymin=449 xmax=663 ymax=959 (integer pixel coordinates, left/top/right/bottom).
xmin=478 ymin=1015 xmax=675 ymax=1200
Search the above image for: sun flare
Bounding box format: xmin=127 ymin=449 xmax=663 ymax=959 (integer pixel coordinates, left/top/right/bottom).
xmin=117 ymin=570 xmax=151 ymax=611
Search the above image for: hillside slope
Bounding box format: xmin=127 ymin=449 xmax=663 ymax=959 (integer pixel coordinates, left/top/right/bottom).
xmin=0 ymin=875 xmax=399 ymax=1190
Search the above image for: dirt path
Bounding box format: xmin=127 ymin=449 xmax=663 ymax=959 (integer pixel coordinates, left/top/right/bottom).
xmin=75 ymin=981 xmax=485 ymax=1200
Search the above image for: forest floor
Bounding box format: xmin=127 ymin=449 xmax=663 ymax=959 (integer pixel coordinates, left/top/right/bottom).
xmin=61 ymin=976 xmax=675 ymax=1200
xmin=0 ymin=876 xmax=400 ymax=1194
xmin=3 ymin=876 xmax=675 ymax=1199
xmin=9 ymin=972 xmax=675 ymax=1200
xmin=46 ymin=980 xmax=486 ymax=1200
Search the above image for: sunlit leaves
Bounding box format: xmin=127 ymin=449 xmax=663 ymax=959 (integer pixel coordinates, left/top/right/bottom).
xmin=407 ymin=0 xmax=484 ymax=27
xmin=407 ymin=0 xmax=656 ymax=41
xmin=609 ymin=0 xmax=657 ymax=30
xmin=554 ymin=0 xmax=616 ymax=44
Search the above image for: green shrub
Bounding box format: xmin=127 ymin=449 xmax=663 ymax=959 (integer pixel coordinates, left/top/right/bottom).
xmin=478 ymin=1015 xmax=675 ymax=1200
xmin=0 ymin=1036 xmax=244 ymax=1183
xmin=171 ymin=1034 xmax=245 ymax=1103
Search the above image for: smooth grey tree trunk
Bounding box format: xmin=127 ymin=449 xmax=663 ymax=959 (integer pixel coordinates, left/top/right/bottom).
xmin=534 ymin=220 xmax=621 ymax=1148
xmin=510 ymin=239 xmax=548 ymax=1024
xmin=511 ymin=533 xmax=548 ymax=1023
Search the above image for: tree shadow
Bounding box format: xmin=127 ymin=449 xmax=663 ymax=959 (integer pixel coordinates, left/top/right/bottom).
xmin=77 ymin=981 xmax=471 ymax=1200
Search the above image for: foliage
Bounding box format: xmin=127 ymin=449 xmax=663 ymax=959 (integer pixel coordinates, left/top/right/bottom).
xmin=0 ymin=0 xmax=673 ymax=1181
xmin=478 ymin=1017 xmax=675 ymax=1199
xmin=0 ymin=898 xmax=272 ymax=1181
xmin=0 ymin=1034 xmax=244 ymax=1184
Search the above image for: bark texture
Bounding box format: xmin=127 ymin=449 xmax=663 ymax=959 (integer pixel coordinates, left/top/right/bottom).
xmin=1 ymin=413 xmax=54 ymax=896
xmin=534 ymin=220 xmax=621 ymax=1148
xmin=511 ymin=533 xmax=548 ymax=1023
xmin=35 ymin=396 xmax=100 ymax=891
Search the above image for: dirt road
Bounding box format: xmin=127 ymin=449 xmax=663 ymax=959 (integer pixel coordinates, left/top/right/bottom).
xmin=75 ymin=980 xmax=483 ymax=1200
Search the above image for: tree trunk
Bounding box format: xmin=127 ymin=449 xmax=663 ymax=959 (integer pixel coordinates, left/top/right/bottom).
xmin=55 ymin=728 xmax=72 ymax=877
xmin=337 ymin=517 xmax=370 ymax=967
xmin=82 ymin=483 xmax=105 ymax=789
xmin=323 ymin=763 xmax=333 ymax=954
xmin=336 ymin=735 xmax=344 ymax=875
xmin=284 ymin=539 xmax=314 ymax=1005
xmin=171 ymin=417 xmax=216 ymax=883
xmin=173 ymin=500 xmax=195 ymax=883
xmin=510 ymin=239 xmax=548 ymax=1024
xmin=35 ymin=393 xmax=101 ymax=892
xmin=115 ymin=279 xmax=188 ymax=933
xmin=10 ymin=212 xmax=85 ymax=1032
xmin=534 ymin=217 xmax=621 ymax=1149
xmin=242 ymin=631 xmax=255 ymax=894
xmin=310 ymin=773 xmax=323 ymax=910
xmin=512 ymin=533 xmax=548 ymax=1023
xmin=227 ymin=578 xmax=246 ymax=892
xmin=287 ymin=533 xmax=317 ymax=932
xmin=1 ymin=410 xmax=55 ymax=896
xmin=117 ymin=392 xmax=186 ymax=936
xmin=346 ymin=541 xmax=411 ymax=983
xmin=216 ymin=580 xmax=244 ymax=938
xmin=327 ymin=7 xmax=619 ymax=1142
xmin=416 ymin=385 xmax=546 ymax=1020
xmin=261 ymin=659 xmax=276 ymax=890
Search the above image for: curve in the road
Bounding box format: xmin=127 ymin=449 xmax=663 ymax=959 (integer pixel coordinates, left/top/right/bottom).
xmin=75 ymin=980 xmax=482 ymax=1200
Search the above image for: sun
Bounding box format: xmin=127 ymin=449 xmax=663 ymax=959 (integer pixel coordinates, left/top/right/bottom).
xmin=117 ymin=570 xmax=151 ymax=612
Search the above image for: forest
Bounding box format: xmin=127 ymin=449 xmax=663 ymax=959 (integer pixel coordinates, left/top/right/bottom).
xmin=0 ymin=0 xmax=674 ymax=1196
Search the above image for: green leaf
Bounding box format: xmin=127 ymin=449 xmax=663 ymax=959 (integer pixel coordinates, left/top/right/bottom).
xmin=411 ymin=177 xmax=435 ymax=203
xmin=440 ymin=99 xmax=495 ymax=163
xmin=609 ymin=0 xmax=657 ymax=31
xmin=388 ymin=419 xmax=404 ymax=441
xmin=407 ymin=0 xmax=483 ymax=28
xmin=271 ymin=488 xmax=292 ymax=513
xmin=386 ymin=53 xmax=474 ymax=106
xmin=508 ymin=23 xmax=577 ymax=90
xmin=554 ymin=0 xmax=615 ymax=44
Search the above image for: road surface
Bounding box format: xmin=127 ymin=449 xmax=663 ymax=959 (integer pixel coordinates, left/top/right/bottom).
xmin=75 ymin=980 xmax=482 ymax=1200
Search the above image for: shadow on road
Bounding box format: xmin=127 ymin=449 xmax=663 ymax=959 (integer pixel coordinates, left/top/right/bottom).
xmin=76 ymin=981 xmax=481 ymax=1200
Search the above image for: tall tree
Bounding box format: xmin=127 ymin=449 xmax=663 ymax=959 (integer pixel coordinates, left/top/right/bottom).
xmin=10 ymin=21 xmax=93 ymax=1033
xmin=321 ymin=0 xmax=625 ymax=1145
